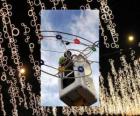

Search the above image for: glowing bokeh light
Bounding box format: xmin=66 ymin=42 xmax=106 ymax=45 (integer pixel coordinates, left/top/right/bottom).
xmin=20 ymin=68 xmax=26 ymax=74
xmin=128 ymin=35 xmax=134 ymax=42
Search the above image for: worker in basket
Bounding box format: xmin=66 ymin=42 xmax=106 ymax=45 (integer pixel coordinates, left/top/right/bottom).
xmin=59 ymin=50 xmax=75 ymax=87
xmin=58 ymin=50 xmax=74 ymax=78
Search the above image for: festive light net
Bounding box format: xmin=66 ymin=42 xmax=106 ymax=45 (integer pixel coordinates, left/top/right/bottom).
xmin=41 ymin=30 xmax=99 ymax=79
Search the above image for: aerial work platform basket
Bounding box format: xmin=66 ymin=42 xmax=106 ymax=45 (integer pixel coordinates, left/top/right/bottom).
xmin=59 ymin=54 xmax=97 ymax=106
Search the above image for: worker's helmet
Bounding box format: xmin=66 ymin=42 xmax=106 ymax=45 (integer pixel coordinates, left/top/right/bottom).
xmin=64 ymin=50 xmax=72 ymax=58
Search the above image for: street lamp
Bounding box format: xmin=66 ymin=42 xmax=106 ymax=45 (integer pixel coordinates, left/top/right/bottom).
xmin=128 ymin=35 xmax=134 ymax=42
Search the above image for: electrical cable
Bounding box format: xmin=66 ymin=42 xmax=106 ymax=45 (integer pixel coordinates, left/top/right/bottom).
xmin=41 ymin=30 xmax=98 ymax=45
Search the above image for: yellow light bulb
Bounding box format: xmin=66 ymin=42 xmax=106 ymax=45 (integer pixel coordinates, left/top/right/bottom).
xmin=20 ymin=68 xmax=25 ymax=74
xmin=128 ymin=35 xmax=134 ymax=42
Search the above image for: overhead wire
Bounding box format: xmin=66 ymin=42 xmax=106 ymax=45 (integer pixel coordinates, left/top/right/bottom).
xmin=41 ymin=30 xmax=98 ymax=45
xmin=41 ymin=49 xmax=64 ymax=54
xmin=42 ymin=36 xmax=93 ymax=47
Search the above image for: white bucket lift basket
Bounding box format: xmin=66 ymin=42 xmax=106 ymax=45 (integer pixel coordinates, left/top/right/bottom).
xmin=59 ymin=54 xmax=97 ymax=106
